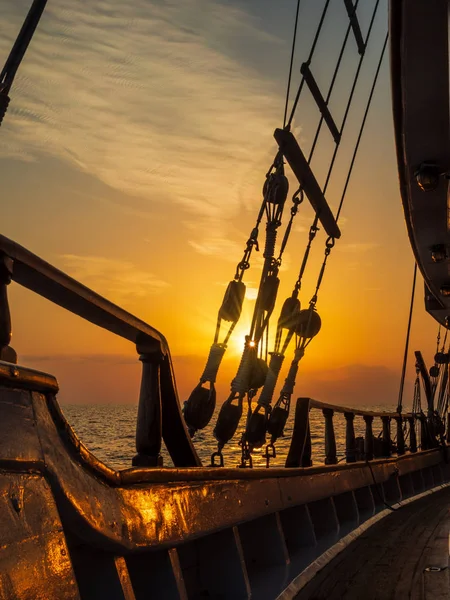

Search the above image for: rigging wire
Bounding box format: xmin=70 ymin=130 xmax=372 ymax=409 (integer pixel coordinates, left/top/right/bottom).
xmin=397 ymin=262 xmax=417 ymax=413
xmin=283 ymin=0 xmax=302 ymax=129
xmin=286 ymin=0 xmax=332 ymax=130
xmin=307 ymin=26 xmax=389 ymax=304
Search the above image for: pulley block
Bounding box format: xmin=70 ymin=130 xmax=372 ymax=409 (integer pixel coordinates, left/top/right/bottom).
xmin=246 ymin=405 xmax=269 ymax=448
xmin=296 ymin=308 xmax=322 ymax=339
xmin=219 ymin=280 xmax=246 ymax=322
xmin=249 ymin=357 xmax=269 ymax=390
xmin=267 ymin=404 xmax=289 ymax=442
xmin=278 ymin=296 xmax=301 ymax=330
xmin=260 ymin=274 xmax=280 ymax=313
xmin=213 ymin=396 xmax=243 ymax=446
xmin=435 ymin=351 xmax=449 ymax=364
xmin=183 ymin=383 xmax=216 ymax=434
xmin=263 ymin=171 xmax=289 ymax=205
xmin=429 ymin=365 xmax=440 ymax=378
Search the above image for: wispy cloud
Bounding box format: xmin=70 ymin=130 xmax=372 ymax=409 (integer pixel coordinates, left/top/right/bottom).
xmin=1 ymin=0 xmax=282 ymax=235
xmin=61 ymin=254 xmax=168 ymax=303
xmin=336 ymin=242 xmax=379 ymax=253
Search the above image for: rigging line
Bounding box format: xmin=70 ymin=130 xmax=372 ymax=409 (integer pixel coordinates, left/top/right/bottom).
xmin=324 ymin=0 xmax=382 ymax=201
xmin=307 ymin=28 xmax=388 ymax=305
xmin=306 ymin=0 xmax=361 ymax=166
xmin=283 ymin=0 xmax=301 ymax=128
xmin=286 ymin=0 xmax=331 ymax=129
xmin=290 ymin=0 xmax=362 ymax=251
xmin=0 ymin=0 xmax=47 ymax=92
xmin=335 ymin=27 xmax=388 ymax=220
xmin=397 ymin=262 xmax=418 ymax=414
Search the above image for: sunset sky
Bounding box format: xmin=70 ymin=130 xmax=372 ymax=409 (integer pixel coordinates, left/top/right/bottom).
xmin=0 ymin=0 xmax=440 ymax=409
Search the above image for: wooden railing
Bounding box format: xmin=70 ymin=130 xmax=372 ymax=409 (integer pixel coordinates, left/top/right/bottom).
xmin=0 ymin=235 xmax=201 ymax=467
xmin=285 ymin=397 xmax=437 ymax=468
xmin=0 ymin=233 xmax=445 ymax=472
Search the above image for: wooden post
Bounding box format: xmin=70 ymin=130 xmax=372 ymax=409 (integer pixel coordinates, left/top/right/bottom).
xmin=396 ymin=416 xmax=405 ymax=455
xmin=323 ymin=408 xmax=337 ymax=465
xmin=381 ymin=416 xmax=391 ymax=457
xmin=409 ymin=417 xmax=417 ymax=452
xmin=446 ymin=413 xmax=450 ymax=444
xmin=419 ymin=414 xmax=429 ymax=450
xmin=133 ymin=336 xmax=163 ymax=467
xmin=0 ymin=254 xmax=16 ymax=364
xmin=302 ymin=422 xmax=312 ymax=467
xmin=344 ymin=412 xmax=356 ymax=463
xmin=364 ymin=415 xmax=374 ymax=460
xmin=286 ymin=398 xmax=312 ymax=468
xmin=0 ymin=253 xmax=17 ymax=364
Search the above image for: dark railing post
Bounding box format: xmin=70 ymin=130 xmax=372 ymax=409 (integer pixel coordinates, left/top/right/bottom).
xmin=323 ymin=408 xmax=337 ymax=465
xmin=286 ymin=398 xmax=312 ymax=468
xmin=133 ymin=336 xmax=163 ymax=467
xmin=302 ymin=422 xmax=312 ymax=467
xmin=396 ymin=416 xmax=405 ymax=455
xmin=364 ymin=415 xmax=374 ymax=460
xmin=409 ymin=417 xmax=417 ymax=452
xmin=0 ymin=254 xmax=16 ymax=364
xmin=446 ymin=413 xmax=450 ymax=444
xmin=419 ymin=414 xmax=429 ymax=450
xmin=344 ymin=412 xmax=356 ymax=463
xmin=381 ymin=416 xmax=391 ymax=457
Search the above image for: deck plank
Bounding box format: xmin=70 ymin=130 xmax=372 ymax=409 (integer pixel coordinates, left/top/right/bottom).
xmin=295 ymin=487 xmax=450 ymax=599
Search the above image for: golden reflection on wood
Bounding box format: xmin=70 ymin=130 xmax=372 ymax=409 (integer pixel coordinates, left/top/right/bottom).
xmin=114 ymin=557 xmax=137 ymax=600
xmin=168 ymin=549 xmax=188 ymax=600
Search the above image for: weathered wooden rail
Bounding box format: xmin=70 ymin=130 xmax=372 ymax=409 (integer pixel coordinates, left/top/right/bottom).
xmin=0 ymin=234 xmax=200 ymax=468
xmin=286 ymin=398 xmax=435 ymax=469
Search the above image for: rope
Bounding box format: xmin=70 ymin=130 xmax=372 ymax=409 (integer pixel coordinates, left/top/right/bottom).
xmin=200 ymin=343 xmax=227 ymax=384
xmin=283 ymin=0 xmax=301 ymax=128
xmin=258 ymin=353 xmax=285 ymax=407
xmin=231 ymin=344 xmax=255 ymax=394
xmin=397 ymin=262 xmax=417 ymax=413
xmin=280 ymin=347 xmax=305 ymax=395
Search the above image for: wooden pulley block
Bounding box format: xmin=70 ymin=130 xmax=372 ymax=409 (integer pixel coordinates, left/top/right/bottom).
xmin=219 ymin=280 xmax=246 ymax=322
xmin=295 ymin=308 xmax=321 ymax=339
xmin=278 ymin=296 xmax=300 ymax=330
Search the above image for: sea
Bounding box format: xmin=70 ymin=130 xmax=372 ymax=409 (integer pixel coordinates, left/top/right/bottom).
xmin=62 ymin=403 xmax=391 ymax=470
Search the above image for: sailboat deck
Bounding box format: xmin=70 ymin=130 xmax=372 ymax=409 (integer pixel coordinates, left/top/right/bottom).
xmin=295 ymin=486 xmax=450 ymax=600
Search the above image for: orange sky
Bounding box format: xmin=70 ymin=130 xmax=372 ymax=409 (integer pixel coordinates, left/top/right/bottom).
xmin=1 ymin=0 xmax=440 ymax=409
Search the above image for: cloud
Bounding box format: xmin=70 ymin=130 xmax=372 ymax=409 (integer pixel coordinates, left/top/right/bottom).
xmin=298 ymin=364 xmax=404 ymax=408
xmin=60 ymin=254 xmax=168 ymax=303
xmin=1 ymin=0 xmax=281 ymax=230
xmin=188 ymin=236 xmax=243 ymax=259
xmin=336 ymin=242 xmax=379 ymax=253
xmin=21 ymin=352 xmax=407 ymax=410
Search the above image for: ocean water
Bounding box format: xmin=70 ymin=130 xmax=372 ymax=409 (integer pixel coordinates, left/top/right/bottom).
xmin=62 ymin=403 xmax=392 ymax=470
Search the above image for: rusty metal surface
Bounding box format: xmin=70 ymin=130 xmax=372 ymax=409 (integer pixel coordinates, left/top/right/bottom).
xmin=0 ymin=472 xmax=80 ymax=599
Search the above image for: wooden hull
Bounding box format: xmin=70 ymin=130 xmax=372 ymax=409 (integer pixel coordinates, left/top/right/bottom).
xmin=0 ymin=363 xmax=449 ymax=600
xmin=390 ymin=0 xmax=450 ymax=325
